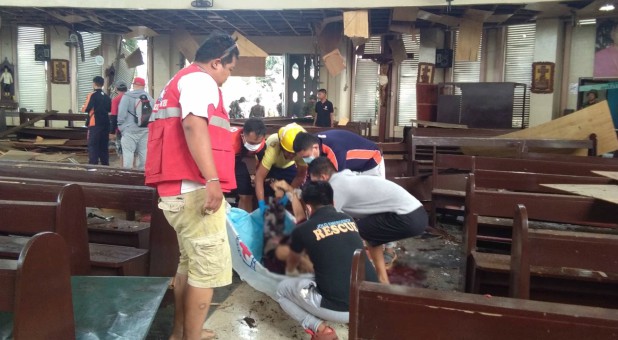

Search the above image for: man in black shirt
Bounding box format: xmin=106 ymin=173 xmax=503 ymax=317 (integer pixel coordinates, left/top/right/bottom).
xmin=314 ymin=89 xmax=333 ymax=127
xmin=83 ymin=76 xmax=112 ymax=165
xmin=276 ymin=181 xmax=378 ymax=340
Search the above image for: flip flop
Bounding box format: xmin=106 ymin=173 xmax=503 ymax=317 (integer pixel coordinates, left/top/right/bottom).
xmin=383 ymin=249 xmax=398 ymax=269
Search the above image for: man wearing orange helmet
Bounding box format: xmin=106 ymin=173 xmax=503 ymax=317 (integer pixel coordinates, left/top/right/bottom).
xmin=255 ymin=123 xmax=308 ymax=215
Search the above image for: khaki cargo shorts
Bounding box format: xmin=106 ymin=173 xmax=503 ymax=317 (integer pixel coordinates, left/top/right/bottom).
xmin=158 ymin=189 xmax=232 ymax=288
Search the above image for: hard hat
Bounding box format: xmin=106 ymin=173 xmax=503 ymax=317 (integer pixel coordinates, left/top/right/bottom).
xmin=278 ymin=123 xmax=306 ymax=153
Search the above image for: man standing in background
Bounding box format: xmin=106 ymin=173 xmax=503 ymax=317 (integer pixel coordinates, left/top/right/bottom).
xmin=118 ymin=77 xmax=154 ymax=170
xmin=110 ymin=80 xmax=128 ymax=163
xmin=82 ymin=76 xmax=112 ymax=165
xmin=314 ymin=89 xmax=333 ymax=127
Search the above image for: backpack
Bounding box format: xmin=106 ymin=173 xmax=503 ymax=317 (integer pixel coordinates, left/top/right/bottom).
xmin=130 ymin=94 xmax=153 ymax=128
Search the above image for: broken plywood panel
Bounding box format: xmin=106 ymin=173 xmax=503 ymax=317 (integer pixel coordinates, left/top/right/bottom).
xmin=172 ymin=29 xmax=199 ymax=62
xmin=0 ymin=149 xmax=41 ymax=161
xmin=455 ymin=9 xmax=492 ymax=62
xmin=323 ymin=49 xmax=346 ymax=77
xmin=233 ymin=57 xmax=266 ymax=77
xmin=392 ymin=7 xmax=419 ymax=22
xmin=231 ymin=32 xmax=268 ymax=58
xmin=498 ymin=100 xmax=618 ymax=155
xmin=343 ymin=10 xmax=369 ymax=40
xmin=540 ymin=184 xmax=618 ymax=205
xmin=593 ymin=171 xmax=618 ymax=181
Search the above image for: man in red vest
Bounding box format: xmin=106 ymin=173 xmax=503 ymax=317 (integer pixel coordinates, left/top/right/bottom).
xmin=145 ymin=33 xmax=238 ymax=340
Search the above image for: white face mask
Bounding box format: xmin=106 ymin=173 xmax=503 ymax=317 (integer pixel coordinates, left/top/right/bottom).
xmin=302 ymin=156 xmax=315 ymax=164
xmin=244 ymin=142 xmax=261 ymax=152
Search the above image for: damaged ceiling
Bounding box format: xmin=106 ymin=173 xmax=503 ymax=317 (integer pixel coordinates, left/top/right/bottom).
xmin=0 ymin=1 xmax=604 ymax=38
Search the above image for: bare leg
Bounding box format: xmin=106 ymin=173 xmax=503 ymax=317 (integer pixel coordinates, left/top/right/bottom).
xmin=238 ymin=195 xmax=254 ymax=212
xmin=367 ymin=244 xmax=390 ymax=284
xmin=183 ymin=285 xmax=214 ymax=340
xmin=169 ymin=273 xmax=187 ymax=340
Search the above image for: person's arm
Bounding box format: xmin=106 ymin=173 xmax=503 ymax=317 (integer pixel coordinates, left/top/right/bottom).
xmin=117 ymin=96 xmax=129 ymax=132
xmin=313 ymin=102 xmax=319 ymax=126
xmin=254 ymin=163 xmax=269 ymax=213
xmin=182 ymin=114 xmax=223 ymax=213
xmin=83 ymin=93 xmax=94 ymax=113
xmin=271 ymin=180 xmax=306 ymax=222
xmin=329 ymin=103 xmax=334 ymax=127
xmin=290 ymin=164 xmax=307 ymax=188
xmin=285 ymin=249 xmax=302 ymax=276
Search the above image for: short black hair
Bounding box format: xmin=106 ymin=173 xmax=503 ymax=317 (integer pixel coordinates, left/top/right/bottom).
xmin=195 ymin=32 xmax=239 ymax=66
xmin=318 ymin=89 xmax=327 ymax=94
xmin=308 ymin=156 xmax=336 ymax=178
xmin=301 ymin=181 xmax=334 ymax=207
xmin=243 ymin=118 xmax=266 ymax=137
xmin=293 ymin=132 xmax=319 ymax=153
xmin=92 ymin=76 xmax=105 ymax=86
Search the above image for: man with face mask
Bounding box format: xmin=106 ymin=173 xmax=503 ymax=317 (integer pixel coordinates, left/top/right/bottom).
xmin=231 ymin=118 xmax=267 ymax=212
xmin=292 ymin=130 xmax=384 ymax=178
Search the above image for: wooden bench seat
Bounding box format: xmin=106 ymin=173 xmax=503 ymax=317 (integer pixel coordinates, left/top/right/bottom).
xmin=0 ymin=185 xmax=149 ymax=276
xmin=464 ymin=181 xmax=618 ymax=308
xmin=0 ymin=232 xmax=169 ymax=339
xmin=349 ymin=249 xmax=618 ymax=340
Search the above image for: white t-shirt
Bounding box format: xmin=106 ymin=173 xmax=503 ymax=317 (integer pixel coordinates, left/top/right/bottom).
xmin=176 ymin=71 xmax=222 ymax=193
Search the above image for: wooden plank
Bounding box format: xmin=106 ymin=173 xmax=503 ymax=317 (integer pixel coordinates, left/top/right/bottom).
xmin=593 ymin=171 xmax=618 ymax=181
xmin=411 ymin=119 xmax=468 ymax=129
xmin=0 ymin=112 xmax=54 ymax=138
xmin=231 ymin=31 xmax=268 ymax=57
xmin=343 ymin=10 xmax=369 ymax=39
xmin=540 ymin=184 xmax=618 ymax=205
xmin=498 ymin=101 xmax=618 ymax=155
xmin=454 ymin=10 xmax=492 ymax=61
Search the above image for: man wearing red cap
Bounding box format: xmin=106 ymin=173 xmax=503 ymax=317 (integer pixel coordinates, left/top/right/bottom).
xmin=118 ymin=76 xmax=154 ymax=170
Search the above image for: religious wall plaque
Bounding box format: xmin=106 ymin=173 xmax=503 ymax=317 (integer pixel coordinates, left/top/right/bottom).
xmin=531 ymin=61 xmax=554 ymax=94
xmin=417 ymin=62 xmax=435 ymax=84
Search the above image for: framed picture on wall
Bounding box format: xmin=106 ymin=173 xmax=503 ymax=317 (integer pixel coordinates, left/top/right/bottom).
xmin=417 ymin=62 xmax=435 ymax=84
xmin=531 ymin=61 xmax=554 ymax=94
xmin=50 ymin=59 xmax=69 ymax=84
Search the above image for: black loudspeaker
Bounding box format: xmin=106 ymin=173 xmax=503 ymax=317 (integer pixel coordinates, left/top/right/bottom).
xmin=435 ymin=48 xmax=453 ymax=68
xmin=34 ymin=44 xmax=51 ymax=61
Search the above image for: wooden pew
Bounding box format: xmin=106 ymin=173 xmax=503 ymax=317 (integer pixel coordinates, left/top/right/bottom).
xmin=411 ymin=136 xmax=596 ymax=176
xmin=0 ymin=184 xmax=149 ymax=276
xmin=349 ymin=250 xmax=618 ymax=340
xmin=509 ymin=204 xmax=618 ymax=307
xmin=0 ymin=177 xmax=153 ymax=249
xmin=464 ymin=174 xmax=618 ymax=307
xmin=0 ymin=160 xmax=179 ymax=276
xmin=0 ymin=232 xmax=171 ymax=339
xmin=429 ymin=154 xmax=618 ymax=225
xmin=17 ymin=111 xmax=87 ymax=140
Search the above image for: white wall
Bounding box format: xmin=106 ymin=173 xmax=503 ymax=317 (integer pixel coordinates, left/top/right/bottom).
xmin=49 ymin=26 xmax=72 ymax=115
xmin=529 ymin=18 xmax=562 ymax=126
xmin=567 ymin=24 xmax=596 ymax=111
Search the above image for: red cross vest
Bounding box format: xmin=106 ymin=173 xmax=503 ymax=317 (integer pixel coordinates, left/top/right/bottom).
xmin=144 ymin=64 xmax=236 ymax=195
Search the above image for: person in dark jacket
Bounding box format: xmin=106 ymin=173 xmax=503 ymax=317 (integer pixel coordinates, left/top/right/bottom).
xmin=82 ymin=76 xmax=112 ymax=165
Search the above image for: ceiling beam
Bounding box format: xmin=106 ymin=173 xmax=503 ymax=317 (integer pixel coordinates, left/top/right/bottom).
xmin=1 ymin=0 xmax=583 ymax=11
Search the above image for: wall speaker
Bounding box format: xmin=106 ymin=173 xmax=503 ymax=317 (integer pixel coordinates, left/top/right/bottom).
xmin=34 ymin=44 xmax=51 ymax=61
xmin=435 ymin=48 xmax=453 ymax=69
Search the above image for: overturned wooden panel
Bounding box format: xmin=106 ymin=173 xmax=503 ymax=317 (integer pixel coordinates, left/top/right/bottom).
xmin=388 ymin=37 xmax=407 ymax=65
xmin=540 ymin=184 xmax=618 ymax=205
xmin=124 ymin=48 xmax=144 ymax=68
xmin=232 ymin=57 xmax=266 ymax=77
xmin=343 ymin=10 xmax=369 ymax=39
xmin=172 ymin=29 xmax=199 ymax=62
xmin=124 ymin=26 xmax=159 ymax=39
xmin=499 ymin=101 xmax=618 ymax=155
xmin=390 ymin=22 xmax=417 ymax=35
xmin=231 ymin=32 xmax=268 ymax=57
xmin=455 ymin=9 xmax=492 ymax=62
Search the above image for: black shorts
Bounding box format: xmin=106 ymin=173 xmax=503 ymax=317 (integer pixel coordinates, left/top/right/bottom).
xmin=356 ymin=207 xmax=428 ymax=247
xmin=234 ymin=157 xmax=254 ymax=196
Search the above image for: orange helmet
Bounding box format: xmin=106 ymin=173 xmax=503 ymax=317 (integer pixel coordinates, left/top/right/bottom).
xmin=278 ymin=123 xmax=306 ymax=153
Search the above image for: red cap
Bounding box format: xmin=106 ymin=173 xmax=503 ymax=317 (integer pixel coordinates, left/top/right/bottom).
xmin=133 ymin=77 xmax=146 ymax=86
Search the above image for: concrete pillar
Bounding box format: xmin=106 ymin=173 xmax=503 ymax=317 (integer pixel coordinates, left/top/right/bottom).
xmin=530 ymin=18 xmax=563 ymax=126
